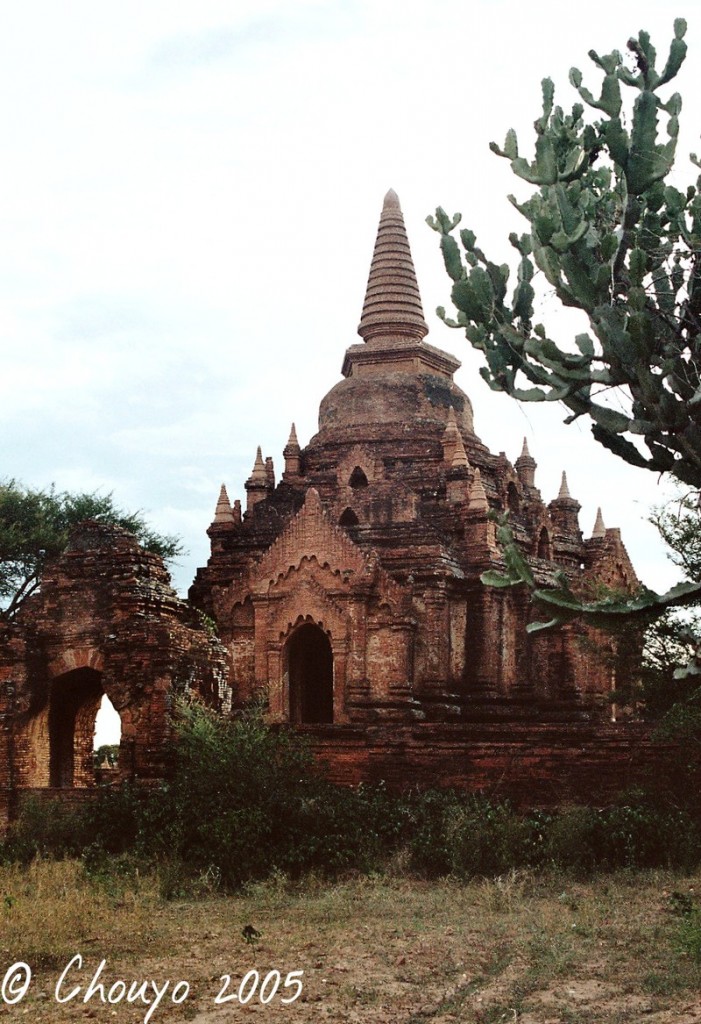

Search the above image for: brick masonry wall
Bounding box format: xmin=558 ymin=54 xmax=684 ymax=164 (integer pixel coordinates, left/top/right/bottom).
xmin=302 ymin=721 xmax=673 ymax=808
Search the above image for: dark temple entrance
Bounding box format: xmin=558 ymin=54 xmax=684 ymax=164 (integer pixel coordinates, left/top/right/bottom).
xmin=49 ymin=667 xmax=104 ymax=787
xmin=287 ymin=624 xmax=334 ymax=724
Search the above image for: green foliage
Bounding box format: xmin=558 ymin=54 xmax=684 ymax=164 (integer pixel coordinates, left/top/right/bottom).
xmin=407 ymin=791 xmax=542 ymax=877
xmin=0 ymin=479 xmax=182 ymax=621
xmin=405 ymin=790 xmax=700 ymax=877
xmin=5 ymin=708 xmax=701 ymax=888
xmin=154 ymin=700 xmax=405 ymax=887
xmin=429 ymin=20 xmax=701 ymax=490
xmin=0 ymin=798 xmax=86 ymax=863
xmin=677 ymin=910 xmax=701 ymax=962
xmin=651 ymin=490 xmax=701 ymax=586
xmin=482 ymin=512 xmax=701 ymax=634
xmin=633 ymin=492 xmax=701 ymax=713
xmin=94 ymin=744 xmax=119 ymax=768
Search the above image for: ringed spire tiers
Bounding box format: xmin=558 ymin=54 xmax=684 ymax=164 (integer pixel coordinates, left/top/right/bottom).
xmin=316 ymin=189 xmax=476 ymax=439
xmin=357 ymin=189 xmax=429 ymax=344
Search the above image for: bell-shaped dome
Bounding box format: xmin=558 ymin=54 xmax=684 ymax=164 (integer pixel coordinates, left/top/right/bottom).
xmin=315 ymin=190 xmax=474 ymax=441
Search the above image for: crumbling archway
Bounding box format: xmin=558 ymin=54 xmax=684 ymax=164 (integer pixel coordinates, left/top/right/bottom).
xmin=286 ymin=623 xmax=334 ymax=724
xmin=48 ymin=667 xmax=105 ymax=787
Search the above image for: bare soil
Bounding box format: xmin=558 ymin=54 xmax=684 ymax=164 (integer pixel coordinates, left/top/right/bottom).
xmin=6 ymin=866 xmax=701 ymax=1023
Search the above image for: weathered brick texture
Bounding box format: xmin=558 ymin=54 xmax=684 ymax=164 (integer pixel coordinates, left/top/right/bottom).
xmin=0 ymin=522 xmax=231 ymax=829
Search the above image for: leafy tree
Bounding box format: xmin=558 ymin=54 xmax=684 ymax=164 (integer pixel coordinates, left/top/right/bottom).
xmin=0 ymin=479 xmax=182 ymax=622
xmin=643 ymin=490 xmax=701 ymax=692
xmin=429 ymin=19 xmax=700 ymax=489
xmin=651 ymin=488 xmax=701 ymax=582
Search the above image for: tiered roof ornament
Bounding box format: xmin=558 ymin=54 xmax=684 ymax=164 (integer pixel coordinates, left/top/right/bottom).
xmin=451 ymin=434 xmax=470 ymax=471
xmin=469 ymin=468 xmax=489 ymax=512
xmin=441 ymin=408 xmax=461 ymax=464
xmin=357 ymin=189 xmax=429 ymax=344
xmin=515 ymin=437 xmax=537 ymax=488
xmin=248 ymin=447 xmax=266 ymax=484
xmin=283 ymin=423 xmax=301 ymax=479
xmin=592 ymin=508 xmax=606 ymax=538
xmin=245 ymin=447 xmax=269 ymax=511
xmin=212 ymin=484 xmax=234 ymax=525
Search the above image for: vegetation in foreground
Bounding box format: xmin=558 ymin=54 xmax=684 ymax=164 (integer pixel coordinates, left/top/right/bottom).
xmin=4 ymin=701 xmax=701 ymax=897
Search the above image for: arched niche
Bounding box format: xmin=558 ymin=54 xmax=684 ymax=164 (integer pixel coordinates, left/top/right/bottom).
xmin=349 ymin=466 xmax=369 ymax=489
xmin=507 ymin=481 xmax=520 ymax=515
xmin=339 ymin=507 xmax=360 ymax=527
xmin=285 ymin=623 xmax=334 ymax=724
xmin=537 ymin=526 xmax=552 ymax=560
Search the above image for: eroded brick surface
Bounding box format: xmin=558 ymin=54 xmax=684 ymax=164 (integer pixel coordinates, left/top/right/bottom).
xmin=0 ymin=521 xmax=230 ymax=826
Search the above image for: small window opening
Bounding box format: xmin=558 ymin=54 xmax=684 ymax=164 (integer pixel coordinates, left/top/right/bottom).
xmin=537 ymin=526 xmax=552 ymax=560
xmin=507 ymin=481 xmax=520 ymax=515
xmin=349 ymin=466 xmax=369 ymax=489
xmin=339 ymin=507 xmax=359 ymax=527
xmin=93 ymin=693 xmax=121 ymax=771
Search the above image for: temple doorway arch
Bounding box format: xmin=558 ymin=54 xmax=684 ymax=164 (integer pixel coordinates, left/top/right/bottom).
xmin=286 ymin=623 xmax=334 ymax=724
xmin=48 ymin=667 xmax=106 ymax=787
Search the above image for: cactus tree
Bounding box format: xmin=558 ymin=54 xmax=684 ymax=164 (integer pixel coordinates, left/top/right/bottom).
xmin=429 ymin=20 xmax=701 ymax=489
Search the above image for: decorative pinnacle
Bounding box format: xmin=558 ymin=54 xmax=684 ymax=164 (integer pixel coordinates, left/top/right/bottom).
xmin=213 ymin=484 xmax=234 ymax=524
xmin=285 ymin=423 xmax=300 ymax=451
xmin=558 ymin=471 xmax=571 ymax=499
xmin=517 ymin=437 xmax=534 ymax=462
xmin=515 ymin=436 xmax=536 ymax=487
xmin=441 ymin=409 xmax=461 ymax=464
xmin=451 ymin=433 xmax=470 ymax=470
xmin=469 ymin=468 xmax=489 ymax=511
xmin=249 ymin=446 xmax=267 ymax=484
xmin=357 ymin=190 xmax=429 ymax=344
xmin=304 ymin=487 xmax=323 ymax=514
xmin=592 ymin=507 xmax=606 ymax=539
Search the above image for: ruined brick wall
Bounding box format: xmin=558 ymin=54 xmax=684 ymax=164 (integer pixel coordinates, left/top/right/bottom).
xmin=0 ymin=521 xmax=231 ymax=831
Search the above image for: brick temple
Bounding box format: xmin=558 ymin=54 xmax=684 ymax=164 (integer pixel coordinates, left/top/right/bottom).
xmin=0 ymin=191 xmax=652 ymax=822
xmin=190 ymin=189 xmax=637 ymax=728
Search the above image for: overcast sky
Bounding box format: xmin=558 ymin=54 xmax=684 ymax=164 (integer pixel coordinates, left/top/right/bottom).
xmin=2 ymin=0 xmax=699 ymax=606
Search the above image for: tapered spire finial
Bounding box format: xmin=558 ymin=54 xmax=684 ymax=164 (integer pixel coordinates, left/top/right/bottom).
xmin=357 ymin=190 xmax=429 ymax=344
xmin=213 ymin=484 xmax=234 ymax=524
xmin=592 ymin=507 xmax=606 ymax=538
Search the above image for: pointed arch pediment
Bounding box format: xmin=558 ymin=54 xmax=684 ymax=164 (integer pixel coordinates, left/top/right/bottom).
xmin=254 ymin=488 xmax=371 ymax=589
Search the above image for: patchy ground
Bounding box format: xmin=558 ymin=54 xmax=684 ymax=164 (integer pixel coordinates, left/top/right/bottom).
xmin=3 ymin=862 xmax=701 ymax=1023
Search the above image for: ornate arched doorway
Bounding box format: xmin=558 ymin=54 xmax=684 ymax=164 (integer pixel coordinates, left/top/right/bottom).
xmin=286 ymin=623 xmax=334 ymax=724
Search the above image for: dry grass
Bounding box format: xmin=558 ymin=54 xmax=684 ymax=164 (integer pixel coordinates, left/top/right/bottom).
xmin=4 ymin=863 xmax=701 ymax=1023
xmin=0 ymin=858 xmax=163 ymax=969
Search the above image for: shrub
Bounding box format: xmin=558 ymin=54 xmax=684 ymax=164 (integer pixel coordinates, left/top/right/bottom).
xmin=136 ymin=699 xmax=405 ymax=888
xmin=4 ymin=702 xmax=701 ymax=889
xmin=406 ymin=790 xmax=543 ymax=878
